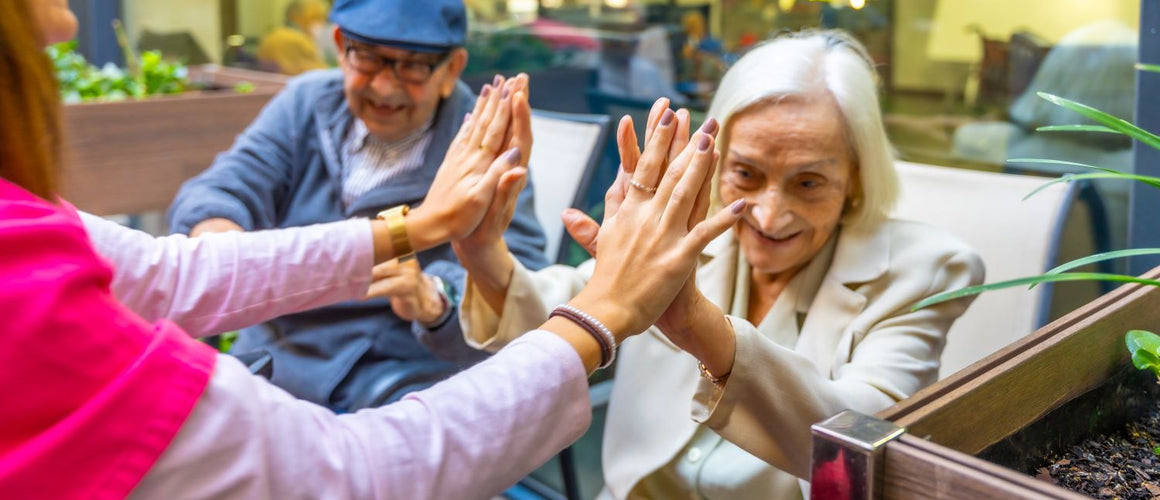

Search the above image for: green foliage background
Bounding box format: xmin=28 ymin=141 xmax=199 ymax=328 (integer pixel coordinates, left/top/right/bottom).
xmin=48 ymin=41 xmax=187 ymax=103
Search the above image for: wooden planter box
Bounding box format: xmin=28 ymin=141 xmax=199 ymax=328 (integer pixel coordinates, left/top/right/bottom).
xmin=812 ymin=267 xmax=1160 ymax=498
xmin=60 ymin=65 xmax=288 ymax=216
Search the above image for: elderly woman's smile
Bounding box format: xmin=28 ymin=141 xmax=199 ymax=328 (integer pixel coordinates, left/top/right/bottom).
xmin=718 ymin=94 xmax=855 ymax=281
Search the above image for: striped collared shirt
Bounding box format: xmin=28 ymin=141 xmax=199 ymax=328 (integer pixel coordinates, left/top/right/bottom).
xmin=340 ymin=117 xmax=435 ymax=206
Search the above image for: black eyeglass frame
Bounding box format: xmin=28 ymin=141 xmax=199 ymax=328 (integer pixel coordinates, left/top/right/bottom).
xmin=342 ymin=42 xmax=453 ymax=84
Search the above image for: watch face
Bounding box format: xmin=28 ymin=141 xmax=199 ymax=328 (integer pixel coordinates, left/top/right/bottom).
xmin=431 ymin=276 xmax=457 ymax=303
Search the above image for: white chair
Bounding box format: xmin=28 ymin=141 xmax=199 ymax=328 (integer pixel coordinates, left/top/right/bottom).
xmin=528 ymin=110 xmax=612 ymax=263
xmin=892 ymin=161 xmax=1101 ymax=378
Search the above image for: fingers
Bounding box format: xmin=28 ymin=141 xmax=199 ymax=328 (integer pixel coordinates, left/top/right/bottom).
xmin=367 ymin=276 xmax=410 ymax=300
xmin=603 ymin=168 xmax=629 ymax=224
xmin=480 ymin=81 xmax=516 ymax=154
xmin=508 ymin=89 xmax=532 ymax=166
xmin=480 ymin=146 xmax=523 ymax=201
xmin=458 ymin=81 xmax=492 ymax=144
xmin=684 ymin=119 xmax=719 ymax=229
xmin=655 ymin=118 xmax=719 ymax=204
xmin=661 ymin=132 xmax=717 ymax=229
xmin=643 ymin=97 xmax=670 ymax=146
xmin=667 ymin=108 xmax=691 ymax=165
xmin=688 ymin=199 xmax=746 ymax=252
xmin=631 ymin=108 xmax=677 ymax=195
xmin=562 ymin=208 xmax=600 ymax=257
xmin=688 ymin=151 xmax=717 ymax=230
xmin=498 ymin=167 xmax=527 ymax=223
xmin=372 ymin=259 xmax=401 ymax=280
xmin=469 ymin=75 xmax=506 ymax=148
xmin=477 ymin=166 xmax=527 ymax=238
xmin=616 ymin=115 xmax=640 ymax=175
xmin=367 ymin=261 xmax=421 ymax=299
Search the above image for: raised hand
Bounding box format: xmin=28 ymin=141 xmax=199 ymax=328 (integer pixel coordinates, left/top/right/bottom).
xmin=407 ymin=75 xmax=530 ymax=252
xmin=563 ymin=122 xmax=744 ymax=340
xmin=564 ymin=100 xmax=714 ymax=258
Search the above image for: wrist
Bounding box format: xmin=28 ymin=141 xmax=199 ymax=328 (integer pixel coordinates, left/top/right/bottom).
xmin=542 ymin=316 xmax=602 ymax=375
xmin=418 ymin=276 xmax=454 ymax=328
xmin=567 ymin=291 xmax=635 ymax=344
xmin=406 ymin=205 xmax=451 ymax=253
xmin=454 ymin=239 xmax=512 ymax=285
xmin=688 ymin=305 xmax=736 ymax=379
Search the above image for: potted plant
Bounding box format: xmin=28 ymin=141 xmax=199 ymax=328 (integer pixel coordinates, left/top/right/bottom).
xmin=52 ymin=35 xmax=288 ymax=217
xmin=810 ymin=64 xmax=1160 ymax=499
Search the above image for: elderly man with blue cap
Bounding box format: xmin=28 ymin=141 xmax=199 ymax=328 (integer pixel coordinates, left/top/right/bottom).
xmin=166 ymin=0 xmax=549 ymax=412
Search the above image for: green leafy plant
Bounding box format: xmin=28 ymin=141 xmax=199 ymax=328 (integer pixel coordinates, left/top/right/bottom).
xmin=47 ymin=31 xmax=188 ymax=103
xmin=915 ymin=64 xmax=1160 ymax=376
xmin=1127 ymin=330 xmax=1160 ymax=378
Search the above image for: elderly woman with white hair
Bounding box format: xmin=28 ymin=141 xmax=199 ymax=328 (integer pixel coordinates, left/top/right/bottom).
xmin=453 ymin=30 xmax=985 ymax=499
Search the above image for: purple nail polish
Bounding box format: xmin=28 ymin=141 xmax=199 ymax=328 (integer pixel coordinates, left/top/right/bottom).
xmin=730 ymin=199 xmax=746 ymax=214
xmin=504 ymin=147 xmax=522 ymax=164
xmin=502 ymin=87 xmax=510 ymax=99
xmin=659 ymin=109 xmax=674 ymax=126
xmin=700 ymin=118 xmax=719 ymax=135
xmin=698 ymin=134 xmax=711 ymax=151
xmin=480 ymin=85 xmax=491 ymax=98
xmin=493 ymin=74 xmax=502 ymax=86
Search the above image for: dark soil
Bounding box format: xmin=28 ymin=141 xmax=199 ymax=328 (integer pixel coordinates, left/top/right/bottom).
xmin=1036 ymin=403 xmax=1160 ymax=499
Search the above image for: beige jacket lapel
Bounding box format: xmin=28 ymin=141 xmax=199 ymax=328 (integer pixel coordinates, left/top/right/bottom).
xmin=795 ymin=225 xmax=891 ymax=377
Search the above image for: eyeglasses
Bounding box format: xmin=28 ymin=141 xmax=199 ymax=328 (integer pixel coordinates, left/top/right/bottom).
xmin=343 ymin=42 xmax=451 ymax=84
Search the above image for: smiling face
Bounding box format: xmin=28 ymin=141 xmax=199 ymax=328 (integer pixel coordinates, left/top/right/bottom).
xmin=718 ymin=95 xmax=857 ymax=280
xmin=334 ymin=29 xmax=466 ymax=142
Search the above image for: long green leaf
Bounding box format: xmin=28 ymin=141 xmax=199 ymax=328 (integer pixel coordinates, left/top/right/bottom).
xmin=1138 ymin=63 xmax=1160 ymax=74
xmin=1022 ymin=173 xmax=1160 ymax=201
xmin=1037 ymin=125 xmax=1122 ymax=134
xmin=913 ymin=273 xmax=1160 ymax=311
xmin=1008 ymin=158 xmax=1126 ymax=175
xmin=1038 ymin=92 xmax=1160 ymax=151
xmin=1043 ymin=249 xmax=1160 ymax=276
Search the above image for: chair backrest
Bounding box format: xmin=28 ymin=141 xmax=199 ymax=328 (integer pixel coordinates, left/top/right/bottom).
xmin=528 ymin=110 xmax=612 ymax=262
xmin=892 ymin=161 xmax=1080 ymax=378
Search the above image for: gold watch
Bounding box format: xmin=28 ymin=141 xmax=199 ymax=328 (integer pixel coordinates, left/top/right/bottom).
xmin=377 ymin=205 xmax=415 ymax=262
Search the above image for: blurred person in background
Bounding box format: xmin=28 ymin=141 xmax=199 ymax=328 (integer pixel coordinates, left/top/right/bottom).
xmin=256 ymin=0 xmax=331 ymax=75
xmin=597 ymin=28 xmax=686 ymax=105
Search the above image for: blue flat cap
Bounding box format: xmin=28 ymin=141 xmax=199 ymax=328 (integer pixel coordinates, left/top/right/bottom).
xmin=330 ymin=0 xmax=466 ymax=52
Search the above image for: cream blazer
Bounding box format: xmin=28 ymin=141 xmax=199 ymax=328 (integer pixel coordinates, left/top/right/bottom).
xmin=460 ymin=220 xmax=984 ymax=499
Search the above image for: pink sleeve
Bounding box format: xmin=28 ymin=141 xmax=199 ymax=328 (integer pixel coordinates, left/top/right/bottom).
xmin=131 ymin=330 xmax=593 ymax=500
xmin=81 ymin=213 xmax=375 ymax=338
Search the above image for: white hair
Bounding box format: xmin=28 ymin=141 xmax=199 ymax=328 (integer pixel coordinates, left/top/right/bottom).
xmin=707 ymin=30 xmax=898 ymax=231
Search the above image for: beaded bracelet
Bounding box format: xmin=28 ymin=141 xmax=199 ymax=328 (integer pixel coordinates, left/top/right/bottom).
xmin=697 ymin=361 xmax=728 ymax=385
xmin=549 ymin=304 xmax=617 ymax=369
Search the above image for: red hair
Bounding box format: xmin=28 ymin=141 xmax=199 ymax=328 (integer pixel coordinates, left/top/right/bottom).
xmin=0 ymin=0 xmax=62 ymax=200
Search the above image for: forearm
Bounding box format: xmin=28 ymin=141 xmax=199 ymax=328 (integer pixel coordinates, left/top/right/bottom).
xmin=84 ymin=212 xmax=375 ymax=337
xmin=136 ymin=332 xmax=592 ymax=500
xmin=460 ymin=260 xmax=591 ymax=352
xmin=452 ymin=239 xmax=515 ymax=314
xmin=659 ymin=288 xmax=737 ymax=379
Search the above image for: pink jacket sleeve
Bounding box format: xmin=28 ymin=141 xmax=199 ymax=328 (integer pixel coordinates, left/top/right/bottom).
xmin=80 ymin=213 xmax=375 ymax=338
xmin=130 ymin=330 xmax=592 ymax=500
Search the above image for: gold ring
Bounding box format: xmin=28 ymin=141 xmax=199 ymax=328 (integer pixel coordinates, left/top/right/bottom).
xmin=629 ymin=178 xmax=657 ymax=194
